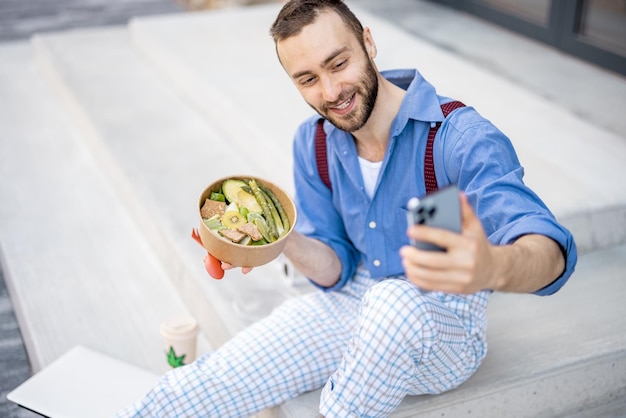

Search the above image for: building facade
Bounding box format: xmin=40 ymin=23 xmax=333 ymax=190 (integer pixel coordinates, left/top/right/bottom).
xmin=434 ymin=0 xmax=625 ymax=76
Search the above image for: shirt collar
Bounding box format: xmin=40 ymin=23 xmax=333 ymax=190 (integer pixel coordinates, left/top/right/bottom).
xmin=311 ymin=68 xmax=443 ymax=136
xmin=380 ymin=69 xmax=444 ymax=132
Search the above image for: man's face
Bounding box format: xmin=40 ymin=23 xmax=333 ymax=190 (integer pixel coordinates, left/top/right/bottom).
xmin=276 ymin=11 xmax=378 ymax=132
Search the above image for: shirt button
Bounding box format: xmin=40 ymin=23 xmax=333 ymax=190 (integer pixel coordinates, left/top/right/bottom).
xmin=373 ymin=259 xmax=381 ymax=267
xmin=369 ymin=221 xmax=376 ymax=229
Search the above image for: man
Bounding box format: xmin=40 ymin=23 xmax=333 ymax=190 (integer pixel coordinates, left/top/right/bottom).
xmin=117 ymin=0 xmax=577 ymax=416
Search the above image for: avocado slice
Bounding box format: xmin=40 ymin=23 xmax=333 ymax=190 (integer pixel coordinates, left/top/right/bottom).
xmin=222 ymin=179 xmax=263 ymax=214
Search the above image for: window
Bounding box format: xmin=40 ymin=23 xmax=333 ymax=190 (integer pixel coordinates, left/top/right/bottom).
xmin=578 ymin=0 xmax=626 ymax=57
xmin=476 ymin=0 xmax=551 ymax=26
xmin=432 ymin=0 xmax=626 ymax=76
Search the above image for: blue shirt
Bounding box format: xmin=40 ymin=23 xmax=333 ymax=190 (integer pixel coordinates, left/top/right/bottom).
xmin=291 ymin=69 xmax=577 ymax=296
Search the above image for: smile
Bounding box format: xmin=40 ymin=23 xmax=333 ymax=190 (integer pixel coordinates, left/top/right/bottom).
xmin=330 ymin=93 xmax=355 ymax=112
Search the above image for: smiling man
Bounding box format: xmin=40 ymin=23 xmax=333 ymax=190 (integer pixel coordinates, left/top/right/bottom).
xmin=116 ymin=1 xmax=577 ymax=417
xmin=277 ymin=14 xmax=382 ymax=133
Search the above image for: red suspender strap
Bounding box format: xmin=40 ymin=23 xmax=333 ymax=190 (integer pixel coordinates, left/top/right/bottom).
xmin=315 ymin=101 xmax=465 ymax=193
xmin=315 ymin=118 xmax=332 ymax=190
xmin=424 ymin=100 xmax=465 ymax=194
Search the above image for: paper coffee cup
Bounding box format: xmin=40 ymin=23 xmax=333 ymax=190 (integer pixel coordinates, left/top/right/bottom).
xmin=160 ymin=315 xmax=199 ymax=368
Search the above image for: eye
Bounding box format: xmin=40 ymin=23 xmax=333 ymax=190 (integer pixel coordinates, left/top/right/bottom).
xmin=298 ymin=75 xmax=317 ymax=87
xmin=333 ymin=59 xmax=347 ymax=70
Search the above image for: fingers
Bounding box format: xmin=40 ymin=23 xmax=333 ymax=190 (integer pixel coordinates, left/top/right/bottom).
xmin=400 ymin=245 xmax=479 ymax=293
xmin=204 ymin=255 xmax=253 ymax=279
xmin=221 ymin=262 xmax=253 ymax=275
xmin=406 ymin=223 xmax=458 ymax=252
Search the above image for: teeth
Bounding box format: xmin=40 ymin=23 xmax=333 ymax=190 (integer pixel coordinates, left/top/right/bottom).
xmin=335 ymin=96 xmax=352 ymax=110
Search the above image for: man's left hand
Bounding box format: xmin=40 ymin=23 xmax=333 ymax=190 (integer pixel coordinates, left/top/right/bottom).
xmin=400 ymin=192 xmax=498 ymax=294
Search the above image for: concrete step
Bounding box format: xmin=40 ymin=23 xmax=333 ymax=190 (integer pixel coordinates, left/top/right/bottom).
xmin=278 ymin=244 xmax=626 ymax=418
xmin=0 ymin=40 xmax=210 ymax=375
xmin=0 ymin=2 xmax=624 ymax=416
xmin=128 ymin=2 xmax=626 ymax=254
xmin=128 ymin=5 xmax=310 ymax=195
xmin=29 ymin=25 xmax=311 ymax=349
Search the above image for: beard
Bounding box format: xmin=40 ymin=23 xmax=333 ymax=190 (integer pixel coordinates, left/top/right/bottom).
xmin=313 ymin=58 xmax=379 ymax=133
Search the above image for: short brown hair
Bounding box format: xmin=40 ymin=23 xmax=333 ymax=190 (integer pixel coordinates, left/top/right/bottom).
xmin=270 ymin=0 xmax=364 ymax=44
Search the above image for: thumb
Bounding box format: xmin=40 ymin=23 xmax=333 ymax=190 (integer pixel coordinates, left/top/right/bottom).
xmin=460 ymin=192 xmax=480 ymax=231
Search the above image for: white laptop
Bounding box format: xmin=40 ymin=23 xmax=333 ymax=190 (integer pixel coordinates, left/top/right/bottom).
xmin=7 ymin=345 xmax=161 ymax=418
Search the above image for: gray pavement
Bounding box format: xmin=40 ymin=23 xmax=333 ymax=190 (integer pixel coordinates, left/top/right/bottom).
xmin=0 ymin=2 xmax=186 ymax=416
xmin=0 ymin=0 xmax=185 ymax=42
xmin=0 ymin=269 xmax=37 ymax=417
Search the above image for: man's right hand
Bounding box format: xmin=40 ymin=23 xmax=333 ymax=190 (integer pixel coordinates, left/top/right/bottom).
xmin=204 ymin=253 xmax=254 ymax=279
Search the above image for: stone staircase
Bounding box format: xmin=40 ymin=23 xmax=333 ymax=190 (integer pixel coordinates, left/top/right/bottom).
xmin=1 ymin=2 xmax=625 ymax=417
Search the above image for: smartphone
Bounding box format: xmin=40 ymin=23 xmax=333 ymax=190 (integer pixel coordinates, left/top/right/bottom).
xmin=406 ymin=185 xmax=462 ymax=252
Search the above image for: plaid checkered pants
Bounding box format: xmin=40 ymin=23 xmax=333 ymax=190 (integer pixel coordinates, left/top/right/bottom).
xmin=116 ymin=268 xmax=489 ymax=417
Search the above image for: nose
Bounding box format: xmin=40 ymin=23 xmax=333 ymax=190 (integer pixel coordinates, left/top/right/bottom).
xmin=319 ymin=74 xmax=341 ymax=103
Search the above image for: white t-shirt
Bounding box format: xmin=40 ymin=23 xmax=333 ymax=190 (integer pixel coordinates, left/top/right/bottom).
xmin=358 ymin=156 xmax=382 ymax=199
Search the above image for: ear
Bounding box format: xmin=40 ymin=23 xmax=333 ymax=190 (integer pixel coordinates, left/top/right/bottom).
xmin=362 ymin=27 xmax=377 ymax=59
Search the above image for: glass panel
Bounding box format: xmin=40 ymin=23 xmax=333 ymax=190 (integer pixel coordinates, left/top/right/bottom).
xmin=475 ymin=0 xmax=551 ymax=26
xmin=579 ymin=0 xmax=626 ymax=57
